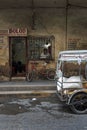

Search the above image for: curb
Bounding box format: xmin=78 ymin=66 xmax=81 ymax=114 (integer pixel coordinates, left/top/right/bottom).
xmin=0 ymin=90 xmax=56 ymax=95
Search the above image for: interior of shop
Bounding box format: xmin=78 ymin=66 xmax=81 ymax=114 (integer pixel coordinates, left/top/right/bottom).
xmin=10 ymin=37 xmax=26 ymax=77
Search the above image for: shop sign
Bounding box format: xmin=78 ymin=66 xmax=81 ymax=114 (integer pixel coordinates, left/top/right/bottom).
xmin=9 ymin=28 xmax=27 ymax=36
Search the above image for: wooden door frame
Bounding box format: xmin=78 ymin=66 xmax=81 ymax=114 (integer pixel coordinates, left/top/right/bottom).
xmin=9 ymin=36 xmax=28 ymax=80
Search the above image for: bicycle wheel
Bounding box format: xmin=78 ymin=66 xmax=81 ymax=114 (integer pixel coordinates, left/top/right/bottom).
xmin=26 ymin=72 xmax=33 ymax=82
xmin=70 ymin=92 xmax=87 ymax=114
xmin=47 ymin=69 xmax=55 ymax=80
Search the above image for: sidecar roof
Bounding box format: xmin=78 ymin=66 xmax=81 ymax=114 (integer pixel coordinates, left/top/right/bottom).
xmin=58 ymin=50 xmax=87 ymax=62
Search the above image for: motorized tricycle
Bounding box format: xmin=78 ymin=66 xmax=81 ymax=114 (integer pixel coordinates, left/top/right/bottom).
xmin=55 ymin=50 xmax=87 ymax=114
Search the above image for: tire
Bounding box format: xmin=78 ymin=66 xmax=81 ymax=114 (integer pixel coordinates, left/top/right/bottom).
xmin=85 ymin=64 xmax=87 ymax=80
xmin=70 ymin=92 xmax=87 ymax=114
xmin=26 ymin=72 xmax=33 ymax=82
xmin=47 ymin=69 xmax=55 ymax=80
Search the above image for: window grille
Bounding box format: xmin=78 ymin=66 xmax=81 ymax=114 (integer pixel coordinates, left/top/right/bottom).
xmin=68 ymin=42 xmax=77 ymax=50
xmin=27 ymin=35 xmax=55 ymax=60
xmin=68 ymin=41 xmax=87 ymax=50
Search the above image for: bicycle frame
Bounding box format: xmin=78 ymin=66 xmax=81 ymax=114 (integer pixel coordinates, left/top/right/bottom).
xmin=27 ymin=61 xmax=55 ymax=81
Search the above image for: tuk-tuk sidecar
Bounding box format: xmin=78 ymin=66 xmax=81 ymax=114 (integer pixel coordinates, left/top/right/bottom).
xmin=56 ymin=50 xmax=87 ymax=114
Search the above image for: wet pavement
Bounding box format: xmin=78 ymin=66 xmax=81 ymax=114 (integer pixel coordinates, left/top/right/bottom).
xmin=0 ymin=94 xmax=61 ymax=115
xmin=0 ymin=94 xmax=86 ymax=130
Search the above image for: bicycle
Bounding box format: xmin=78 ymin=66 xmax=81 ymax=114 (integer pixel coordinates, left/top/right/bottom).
xmin=26 ymin=61 xmax=55 ymax=81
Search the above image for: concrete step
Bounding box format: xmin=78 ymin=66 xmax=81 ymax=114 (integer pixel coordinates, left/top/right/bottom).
xmin=0 ymin=90 xmax=56 ymax=95
xmin=0 ymin=80 xmax=56 ymax=95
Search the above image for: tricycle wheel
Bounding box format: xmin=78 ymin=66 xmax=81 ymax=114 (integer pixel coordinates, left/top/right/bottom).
xmin=69 ymin=92 xmax=87 ymax=114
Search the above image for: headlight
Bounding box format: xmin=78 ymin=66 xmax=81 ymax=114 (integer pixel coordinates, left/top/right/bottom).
xmin=63 ymin=90 xmax=68 ymax=95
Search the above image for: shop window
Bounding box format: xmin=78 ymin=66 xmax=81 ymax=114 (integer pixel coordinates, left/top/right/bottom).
xmin=27 ymin=36 xmax=55 ymax=60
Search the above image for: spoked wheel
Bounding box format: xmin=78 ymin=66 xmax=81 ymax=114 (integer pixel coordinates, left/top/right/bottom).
xmin=26 ymin=72 xmax=33 ymax=82
xmin=47 ymin=69 xmax=55 ymax=80
xmin=70 ymin=92 xmax=87 ymax=114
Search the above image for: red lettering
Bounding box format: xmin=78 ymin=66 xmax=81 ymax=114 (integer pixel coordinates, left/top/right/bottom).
xmin=9 ymin=28 xmax=27 ymax=35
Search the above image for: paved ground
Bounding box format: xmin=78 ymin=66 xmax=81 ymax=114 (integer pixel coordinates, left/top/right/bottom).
xmin=0 ymin=94 xmax=86 ymax=130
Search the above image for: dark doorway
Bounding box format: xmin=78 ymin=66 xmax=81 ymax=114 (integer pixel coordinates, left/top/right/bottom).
xmin=9 ymin=37 xmax=27 ymax=78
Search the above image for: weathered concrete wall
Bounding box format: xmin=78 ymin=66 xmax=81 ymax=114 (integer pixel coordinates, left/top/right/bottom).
xmin=68 ymin=8 xmax=87 ymax=46
xmin=0 ymin=8 xmax=87 ymax=61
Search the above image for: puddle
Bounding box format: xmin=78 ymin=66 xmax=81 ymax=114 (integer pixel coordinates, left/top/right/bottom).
xmin=0 ymin=94 xmax=72 ymax=115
